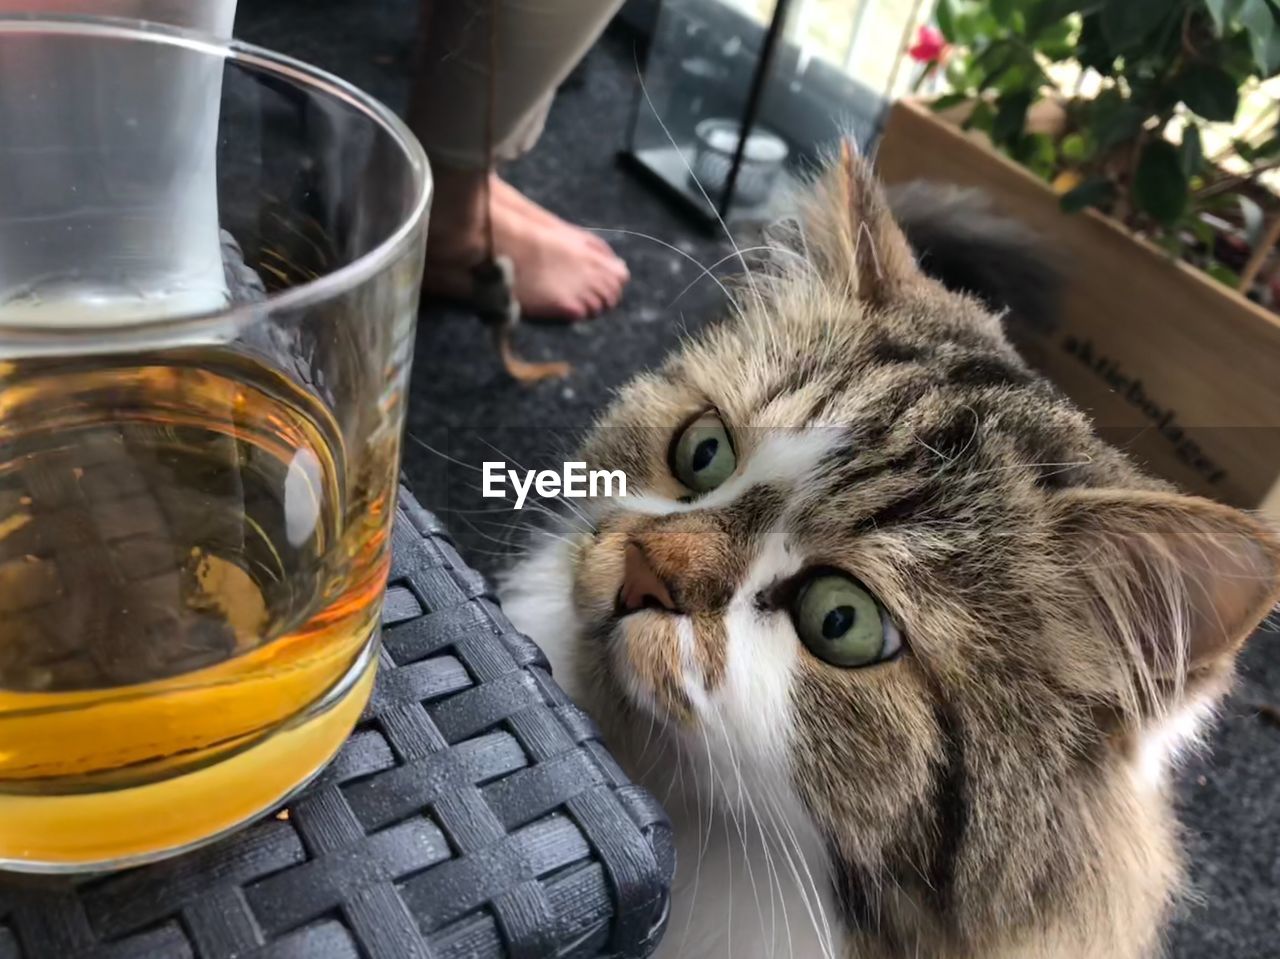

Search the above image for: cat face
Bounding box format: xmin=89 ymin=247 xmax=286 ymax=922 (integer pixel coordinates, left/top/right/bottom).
xmin=536 ymin=154 xmax=1280 ymax=954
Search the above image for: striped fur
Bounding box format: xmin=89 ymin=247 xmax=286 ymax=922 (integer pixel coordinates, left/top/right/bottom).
xmin=499 ymin=155 xmax=1280 ymax=959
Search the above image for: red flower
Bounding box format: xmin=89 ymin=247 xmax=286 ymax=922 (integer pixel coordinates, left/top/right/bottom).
xmin=908 ymin=24 xmax=949 ymax=64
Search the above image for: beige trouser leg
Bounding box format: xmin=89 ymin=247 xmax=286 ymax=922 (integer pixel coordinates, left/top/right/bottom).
xmin=411 ymin=0 xmax=625 ymax=169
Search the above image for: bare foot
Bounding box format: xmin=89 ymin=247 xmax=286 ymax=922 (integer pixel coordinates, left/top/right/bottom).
xmin=424 ymin=167 xmax=629 ymax=322
xmin=491 ymin=176 xmax=616 ymax=257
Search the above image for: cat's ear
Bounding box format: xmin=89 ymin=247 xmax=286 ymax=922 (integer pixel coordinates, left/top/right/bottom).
xmin=801 ymin=141 xmax=924 ymax=304
xmin=1053 ymin=488 xmax=1280 ymax=698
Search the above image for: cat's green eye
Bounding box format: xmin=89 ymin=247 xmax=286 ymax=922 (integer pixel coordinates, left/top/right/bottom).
xmin=793 ymin=573 xmax=901 ymax=668
xmin=671 ymin=411 xmax=737 ymax=493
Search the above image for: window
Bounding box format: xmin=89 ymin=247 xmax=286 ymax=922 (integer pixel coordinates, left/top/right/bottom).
xmin=716 ymin=0 xmax=933 ymax=97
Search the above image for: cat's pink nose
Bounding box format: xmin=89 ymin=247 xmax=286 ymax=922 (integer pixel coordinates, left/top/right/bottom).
xmin=619 ymin=542 xmax=679 ymax=614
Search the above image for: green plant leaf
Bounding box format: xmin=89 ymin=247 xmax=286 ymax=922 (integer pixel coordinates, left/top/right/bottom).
xmin=1205 ymin=0 xmax=1245 ymax=32
xmin=1207 ymin=262 xmax=1241 ymax=287
xmin=995 ymin=59 xmax=1049 ymax=95
xmin=1040 ymin=39 xmax=1076 ymax=59
xmin=1026 ymin=0 xmax=1104 ymax=39
xmin=954 ymin=7 xmax=1002 ymax=46
xmin=991 ymin=0 xmax=1018 ymax=28
xmin=993 ymin=90 xmax=1033 ymax=147
xmin=1018 ymin=132 xmax=1060 ymax=179
xmin=1034 ymin=15 xmax=1076 ymax=49
xmin=1190 ymin=216 xmax=1216 ymax=248
xmin=972 ymin=40 xmax=1023 ymax=88
xmin=963 ymin=100 xmax=997 ymax=133
xmin=1134 ymin=140 xmax=1189 ymax=225
xmin=930 ymin=92 xmax=972 ymax=112
xmin=1255 ymin=130 xmax=1280 ymax=157
xmin=966 ymin=37 xmax=1006 ymax=77
xmin=1088 ymin=93 xmax=1145 ymax=150
xmin=1062 ymin=132 xmax=1090 ymax=162
xmin=1037 ymin=20 xmax=1077 ymax=60
xmin=1100 ymin=0 xmax=1180 ymax=51
xmin=1060 ymin=176 xmax=1116 ymax=212
xmin=1233 ymin=137 xmax=1261 ymax=162
xmin=1214 ymin=23 xmax=1263 ymax=76
xmin=1240 ymin=0 xmax=1280 ymax=74
xmin=936 ymin=0 xmax=958 ymax=42
xmin=1157 ymin=230 xmax=1186 ymax=258
xmin=1181 ymin=123 xmax=1203 ymax=175
xmin=1175 ymin=64 xmax=1240 ymax=121
xmin=1201 ymin=190 xmax=1244 ymax=213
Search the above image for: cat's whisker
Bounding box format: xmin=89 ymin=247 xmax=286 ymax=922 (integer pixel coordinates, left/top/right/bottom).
xmin=473 ymin=436 xmax=598 ymax=532
xmin=638 ymin=727 xmax=672 ymax=784
xmin=696 ymin=726 xmax=718 ymax=865
xmin=722 ymin=805 xmax=736 ymax=956
xmin=586 ymin=226 xmax=741 ymax=313
xmin=445 ymin=539 xmax=528 ymax=561
xmin=747 ymin=788 xmax=794 ymax=959
xmin=405 ymin=432 xmax=485 ymax=474
xmin=674 ymin=720 xmax=718 ymax=958
xmin=473 ymin=518 xmax=580 ymax=552
xmin=408 ymin=432 xmax=591 ymax=536
xmin=758 ymin=791 xmax=816 ymax=956
xmin=674 ymin=309 xmax=696 ymax=347
xmin=914 ymin=410 xmax=984 ymax=491
xmin=913 ymin=411 xmax=981 ymax=472
xmin=454 ymin=475 xmax=594 ymax=537
xmin=659 ymin=698 xmax=688 ymax=811
xmin=788 ymin=800 xmax=839 ymax=957
xmin=451 ymin=492 xmax=588 ymax=558
xmin=474 ymin=460 xmax=596 ymax=537
xmin=702 ymin=720 xmax=765 ymax=941
xmin=444 ymin=512 xmax=579 ymax=562
xmin=665 ymin=747 xmax=686 ymax=809
xmin=737 ymin=782 xmax=786 ymax=959
xmin=667 ymin=245 xmax=806 ymax=311
xmin=760 ymin=785 xmax=838 ymax=959
xmin=967 ymin=457 xmax=1096 ymax=482
xmin=638 ymin=696 xmax=659 ymax=760
xmin=701 ymin=727 xmax=757 ymax=957
xmin=439 ymin=503 xmax=534 ymax=516
xmin=927 ymin=405 xmax=982 ymax=467
xmin=408 ymin=433 xmax=592 ymax=534
xmin=466 ymin=495 xmax=590 ymax=548
xmin=453 ymin=514 xmax=538 ymax=555
xmin=711 ymin=711 xmax=783 ymax=958
xmin=632 ymin=51 xmax=762 ymax=314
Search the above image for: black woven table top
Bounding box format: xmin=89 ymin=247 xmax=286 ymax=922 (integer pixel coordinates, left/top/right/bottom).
xmin=0 ymin=487 xmax=674 ymax=959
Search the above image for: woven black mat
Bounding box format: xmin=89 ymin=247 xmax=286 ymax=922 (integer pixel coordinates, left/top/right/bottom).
xmin=0 ymin=488 xmax=674 ymax=958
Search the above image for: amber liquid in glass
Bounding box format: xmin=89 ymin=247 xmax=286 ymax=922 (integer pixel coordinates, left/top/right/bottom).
xmin=0 ymin=351 xmax=394 ymax=870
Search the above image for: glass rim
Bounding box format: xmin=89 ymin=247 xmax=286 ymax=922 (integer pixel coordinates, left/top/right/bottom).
xmin=0 ymin=14 xmax=432 ymax=347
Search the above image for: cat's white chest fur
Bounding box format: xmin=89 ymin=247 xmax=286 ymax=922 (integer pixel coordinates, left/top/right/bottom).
xmin=499 ymin=541 xmax=844 ymax=959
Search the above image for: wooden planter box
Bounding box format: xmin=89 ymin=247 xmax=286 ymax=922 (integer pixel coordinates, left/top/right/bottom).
xmin=877 ymin=98 xmax=1280 ymax=519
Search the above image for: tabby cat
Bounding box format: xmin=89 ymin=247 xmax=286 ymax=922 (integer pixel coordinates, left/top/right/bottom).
xmin=498 ymin=153 xmax=1280 ymax=959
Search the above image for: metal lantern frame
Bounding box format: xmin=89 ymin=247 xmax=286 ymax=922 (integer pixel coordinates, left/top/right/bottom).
xmin=621 ymin=0 xmax=797 ymax=228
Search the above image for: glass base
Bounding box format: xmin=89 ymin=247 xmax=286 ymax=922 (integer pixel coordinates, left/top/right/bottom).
xmin=0 ymin=632 xmax=378 ymax=874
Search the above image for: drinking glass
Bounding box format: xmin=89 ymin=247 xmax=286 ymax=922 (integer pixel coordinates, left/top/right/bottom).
xmin=0 ymin=16 xmax=431 ymax=872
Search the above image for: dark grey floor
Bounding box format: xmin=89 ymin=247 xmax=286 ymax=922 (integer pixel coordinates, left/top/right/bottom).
xmin=240 ymin=3 xmax=1279 ymax=955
